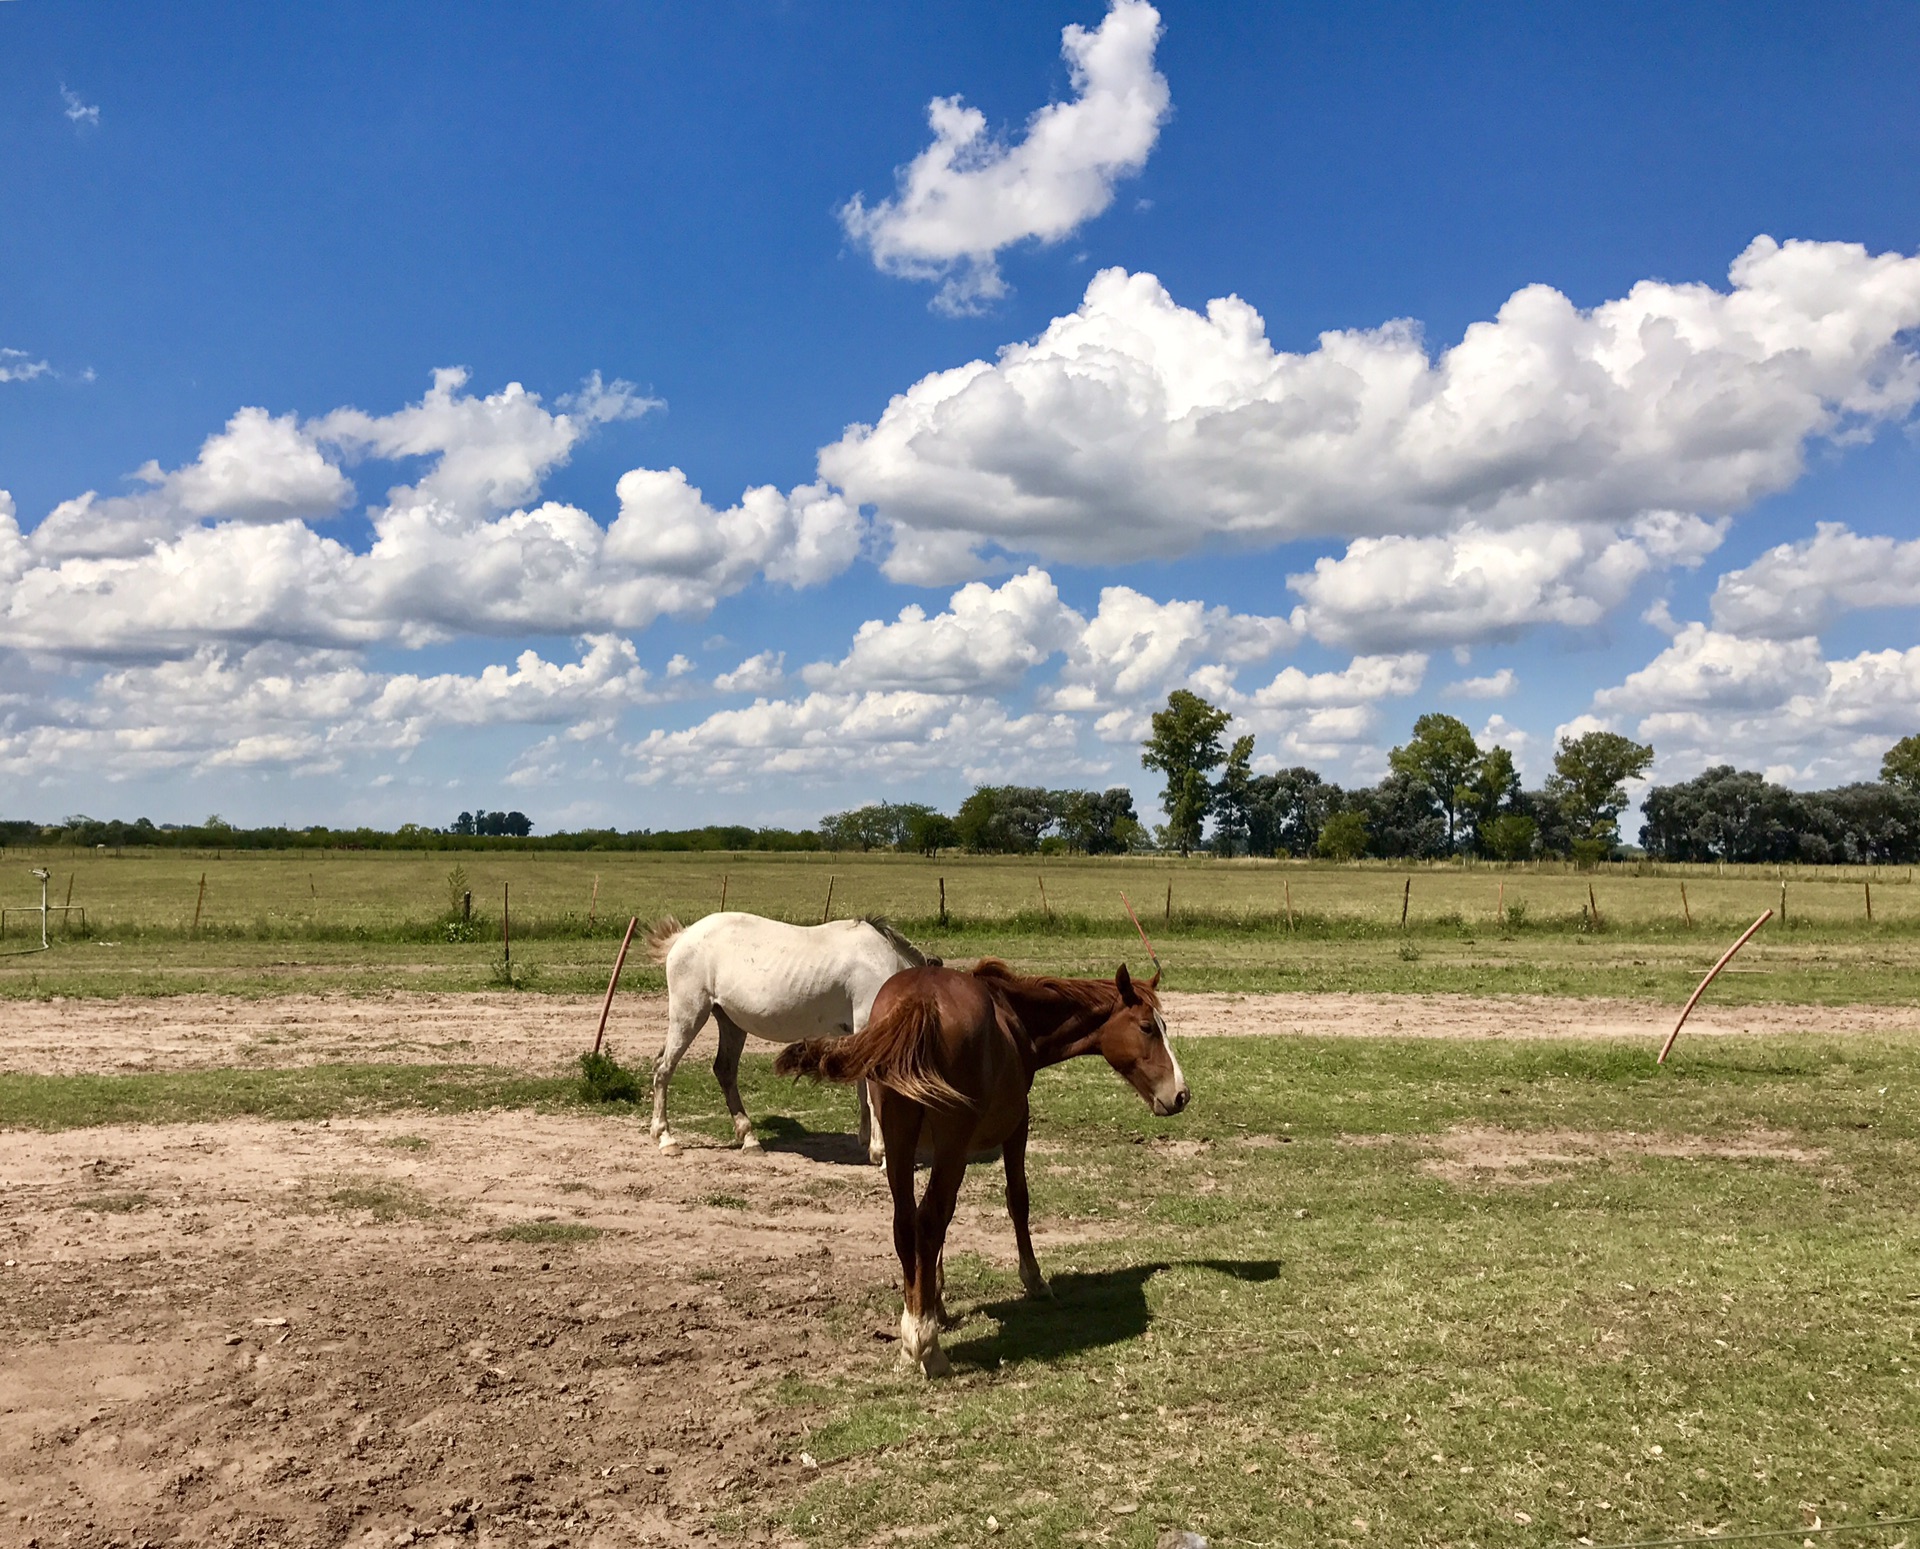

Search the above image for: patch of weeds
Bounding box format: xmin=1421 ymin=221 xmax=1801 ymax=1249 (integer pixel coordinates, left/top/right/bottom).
xmin=322 ymin=1178 xmax=435 ymax=1222
xmin=488 ymin=953 xmax=536 ymax=990
xmin=380 ymin=1134 xmax=431 ymax=1152
xmin=579 ymin=1048 xmax=645 ymax=1104
xmin=490 ymin=1221 xmax=603 ymax=1245
xmin=1397 ymin=941 xmax=1422 ymax=961
xmin=73 ymin=1191 xmax=150 ymax=1214
xmin=702 ymin=1192 xmax=752 ymax=1211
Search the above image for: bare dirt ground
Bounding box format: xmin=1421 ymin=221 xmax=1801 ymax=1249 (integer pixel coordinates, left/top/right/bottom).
xmin=7 ymin=989 xmax=1917 ymax=1079
xmin=0 ymin=1110 xmax=1063 ymax=1549
xmin=3 ymin=989 xmax=1914 ymax=1548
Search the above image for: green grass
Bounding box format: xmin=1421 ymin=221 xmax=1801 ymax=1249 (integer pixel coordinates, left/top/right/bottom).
xmin=321 ymin=1179 xmax=435 ymax=1221
xmin=488 ymin=1221 xmax=604 ymax=1245
xmin=70 ymin=1191 xmax=151 ymax=1214
xmin=3 ymin=1034 xmax=1918 ymax=1546
xmin=775 ymin=1035 xmax=1920 ymax=1548
xmin=3 ymin=846 xmax=1918 ymax=1002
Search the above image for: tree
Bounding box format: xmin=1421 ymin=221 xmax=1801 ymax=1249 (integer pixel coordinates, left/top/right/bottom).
xmin=1211 ymin=735 xmax=1257 ymax=856
xmin=1546 ymin=731 xmax=1654 ymax=852
xmin=1883 ymin=735 xmax=1920 ymax=792
xmin=1246 ymin=768 xmax=1342 ymax=857
xmin=1482 ymin=813 xmax=1538 ymax=862
xmin=1141 ymin=691 xmax=1232 ymax=856
xmin=1387 ymin=714 xmax=1481 ymax=852
xmin=1462 ymin=745 xmax=1521 ymax=855
xmin=1314 ymin=810 xmax=1370 ymax=861
xmin=1058 ymin=788 xmax=1142 ymax=855
xmin=953 ymin=786 xmax=1058 ymax=853
xmin=901 ymin=806 xmax=957 ymax=857
xmin=1354 ymin=772 xmax=1448 ymax=859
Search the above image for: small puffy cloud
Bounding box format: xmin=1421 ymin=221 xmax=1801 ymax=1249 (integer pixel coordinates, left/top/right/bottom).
xmin=1445 ymin=667 xmax=1517 ymax=699
xmin=804 ymin=568 xmax=1080 ymax=693
xmin=61 ymin=85 xmax=99 ymax=128
xmin=0 ymin=348 xmax=50 ymax=384
xmin=822 ymin=239 xmax=1920 ymax=576
xmin=1224 ymin=652 xmax=1427 ymax=764
xmin=1592 ymin=627 xmax=1920 ymax=785
xmin=714 ymin=651 xmax=786 ymax=695
xmin=1047 ymin=584 xmax=1298 ymax=723
xmin=840 ymin=0 xmax=1168 ymax=314
xmin=1291 ymin=514 xmax=1725 ymax=650
xmin=625 ymin=690 xmax=1089 ymax=789
xmin=1710 ymin=522 xmax=1920 ymax=638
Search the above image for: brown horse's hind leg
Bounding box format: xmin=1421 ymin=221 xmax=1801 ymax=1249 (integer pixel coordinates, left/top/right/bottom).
xmin=906 ymin=1153 xmax=966 ymax=1377
xmin=1003 ymin=1116 xmax=1050 ymax=1299
xmin=710 ymin=1009 xmax=758 ymax=1150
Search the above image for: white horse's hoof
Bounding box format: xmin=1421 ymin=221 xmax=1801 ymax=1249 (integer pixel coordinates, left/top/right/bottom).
xmin=737 ymin=1133 xmax=762 ymax=1152
xmin=657 ymin=1134 xmax=682 ymax=1156
xmin=919 ymin=1344 xmax=952 ymax=1378
xmin=868 ymin=1148 xmax=887 ymax=1168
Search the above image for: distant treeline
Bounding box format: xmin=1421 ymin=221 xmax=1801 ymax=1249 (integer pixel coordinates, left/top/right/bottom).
xmin=1640 ymin=768 xmax=1920 ymax=864
xmin=0 ymin=815 xmax=826 ymax=853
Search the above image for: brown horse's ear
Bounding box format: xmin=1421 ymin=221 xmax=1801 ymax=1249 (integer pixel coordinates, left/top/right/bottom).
xmin=1116 ymin=963 xmax=1138 ymax=1003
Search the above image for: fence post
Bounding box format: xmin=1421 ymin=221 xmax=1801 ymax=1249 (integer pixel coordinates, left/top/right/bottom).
xmin=503 ymin=882 xmax=511 ymax=969
xmin=1865 ymin=881 xmax=1873 ymax=922
xmin=192 ymin=872 xmax=207 ymax=934
xmin=821 ymin=875 xmax=836 ymax=923
xmin=938 ymin=876 xmax=947 ymax=927
xmin=1400 ymin=877 xmax=1411 ymax=929
xmin=1681 ymin=882 xmax=1691 ymax=928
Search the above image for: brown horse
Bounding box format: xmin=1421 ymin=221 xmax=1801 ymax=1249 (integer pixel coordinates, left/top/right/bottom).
xmin=775 ymin=958 xmax=1189 ymax=1376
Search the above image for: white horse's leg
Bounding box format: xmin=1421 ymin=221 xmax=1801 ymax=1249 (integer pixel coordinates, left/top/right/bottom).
xmin=710 ymin=1009 xmax=759 ymax=1151
xmin=853 ymin=1005 xmax=887 ymax=1168
xmin=651 ymin=981 xmax=711 ymax=1154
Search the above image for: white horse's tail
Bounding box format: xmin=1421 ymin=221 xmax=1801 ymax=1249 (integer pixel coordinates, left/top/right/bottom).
xmin=863 ymin=916 xmax=935 ymax=968
xmin=643 ymin=915 xmax=685 ymax=964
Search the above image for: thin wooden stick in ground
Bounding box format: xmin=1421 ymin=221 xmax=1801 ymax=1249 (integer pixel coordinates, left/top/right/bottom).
xmin=503 ymin=882 xmax=511 ymax=969
xmin=592 ymin=916 xmax=641 ymax=1056
xmin=821 ymin=875 xmax=835 ymax=923
xmin=1657 ymin=909 xmax=1773 ymax=1066
xmin=1400 ymin=877 xmax=1410 ymax=929
xmin=1780 ymin=880 xmax=1788 ymax=927
xmin=1865 ymin=881 xmax=1873 ymax=922
xmin=1681 ymin=882 xmax=1692 ymax=928
xmin=719 ymin=872 xmax=729 ymax=912
xmin=1285 ymin=880 xmax=1294 ymax=933
xmin=1164 ymin=880 xmax=1172 ymax=921
xmin=1497 ymin=880 xmax=1504 ymax=923
xmin=589 ymin=874 xmax=599 ymax=928
xmin=938 ymin=876 xmax=946 ymax=926
xmin=1038 ymin=874 xmax=1053 ymax=923
xmin=1120 ymin=892 xmax=1162 ymax=973
xmin=1588 ymin=881 xmax=1600 ymax=927
xmin=192 ymin=873 xmax=206 ymax=933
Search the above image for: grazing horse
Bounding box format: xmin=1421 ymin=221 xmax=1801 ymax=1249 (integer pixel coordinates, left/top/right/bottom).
xmin=776 ymin=958 xmax=1189 ymax=1376
xmin=643 ymin=912 xmax=929 ymax=1157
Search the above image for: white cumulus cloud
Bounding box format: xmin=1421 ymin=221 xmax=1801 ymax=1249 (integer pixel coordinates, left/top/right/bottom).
xmin=1445 ymin=668 xmax=1518 ymax=699
xmin=0 ymin=348 xmax=50 ymax=384
xmin=1710 ymin=522 xmax=1920 ymax=638
xmin=840 ymin=0 xmax=1168 ymax=314
xmin=821 ymin=239 xmax=1920 ymax=581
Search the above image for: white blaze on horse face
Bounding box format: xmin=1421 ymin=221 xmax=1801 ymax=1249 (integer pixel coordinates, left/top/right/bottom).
xmin=1154 ymin=1008 xmax=1188 ymax=1111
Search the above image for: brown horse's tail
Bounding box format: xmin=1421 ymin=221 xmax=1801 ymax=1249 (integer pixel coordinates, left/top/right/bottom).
xmin=775 ymin=996 xmax=970 ymax=1110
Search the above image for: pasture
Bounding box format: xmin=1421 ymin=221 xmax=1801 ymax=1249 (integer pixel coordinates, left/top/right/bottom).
xmin=2 ymin=846 xmax=1918 ymax=1003
xmin=2 ymin=849 xmax=1919 ymax=1546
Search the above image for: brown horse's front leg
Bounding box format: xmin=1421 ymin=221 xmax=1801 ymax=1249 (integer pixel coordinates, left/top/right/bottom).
xmin=1003 ymin=1116 xmax=1050 ymax=1299
xmin=905 ymin=1154 xmax=967 ymax=1377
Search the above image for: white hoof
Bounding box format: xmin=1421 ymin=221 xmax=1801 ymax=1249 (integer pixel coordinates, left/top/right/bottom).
xmin=737 ymin=1131 xmax=762 ymax=1152
xmin=868 ymin=1146 xmax=887 ymax=1168
xmin=919 ymin=1343 xmax=952 ymax=1378
xmin=657 ymin=1131 xmax=682 ymax=1156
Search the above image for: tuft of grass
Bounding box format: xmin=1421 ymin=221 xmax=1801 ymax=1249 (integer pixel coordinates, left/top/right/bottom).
xmin=701 ymin=1192 xmax=751 ymax=1211
xmin=72 ymin=1191 xmax=150 ymax=1214
xmin=489 ymin=1220 xmax=602 ymax=1245
xmin=320 ymin=1178 xmax=434 ymax=1221
xmin=380 ymin=1133 xmax=431 ymax=1152
xmin=579 ymin=1048 xmax=646 ymax=1104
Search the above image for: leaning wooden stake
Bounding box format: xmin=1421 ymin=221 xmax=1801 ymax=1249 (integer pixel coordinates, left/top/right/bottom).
xmin=1120 ymin=892 xmax=1162 ymax=972
xmin=1865 ymin=881 xmax=1873 ymax=923
xmin=592 ymin=916 xmax=641 ymax=1056
xmin=1038 ymin=874 xmax=1053 ymax=923
xmin=1657 ymin=909 xmax=1773 ymax=1066
xmin=938 ymin=876 xmax=947 ymax=926
xmin=1285 ymin=880 xmax=1294 ymax=933
xmin=719 ymin=872 xmax=729 ymax=913
xmin=1400 ymin=877 xmax=1411 ymax=929
xmin=1779 ymin=880 xmax=1788 ymax=928
xmin=192 ymin=873 xmax=207 ymax=933
xmin=1164 ymin=880 xmax=1172 ymax=921
xmin=1588 ymin=881 xmax=1600 ymax=928
xmin=1681 ymin=882 xmax=1692 ymax=928
xmin=1496 ymin=880 xmax=1504 ymax=922
xmin=821 ymin=874 xmax=836 ymax=923
xmin=588 ymin=874 xmax=599 ymax=928
xmin=503 ymin=882 xmax=511 ymax=969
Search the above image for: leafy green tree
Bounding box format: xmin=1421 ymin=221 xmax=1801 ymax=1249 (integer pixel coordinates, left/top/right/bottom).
xmin=1387 ymin=714 xmax=1481 ymax=852
xmin=1482 ymin=812 xmax=1538 ymax=862
xmin=1058 ymin=788 xmax=1142 ymax=855
xmin=953 ymin=786 xmax=1059 ymax=853
xmin=1246 ymin=768 xmax=1341 ymax=857
xmin=1211 ymin=735 xmax=1257 ymax=856
xmin=1546 ymin=730 xmax=1655 ymax=852
xmin=1883 ymin=735 xmax=1920 ymax=792
xmin=1141 ymin=691 xmax=1232 ymax=856
xmin=1314 ymin=810 xmax=1370 ymax=861
xmin=1462 ymin=744 xmax=1521 ymax=854
xmin=901 ymin=807 xmax=957 ymax=857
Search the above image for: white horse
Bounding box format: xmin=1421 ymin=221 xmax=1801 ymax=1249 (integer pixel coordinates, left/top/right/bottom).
xmin=643 ymin=912 xmax=930 ymax=1159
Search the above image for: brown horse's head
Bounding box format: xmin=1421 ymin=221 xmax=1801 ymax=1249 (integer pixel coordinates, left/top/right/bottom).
xmin=1096 ymin=964 xmax=1189 ymax=1118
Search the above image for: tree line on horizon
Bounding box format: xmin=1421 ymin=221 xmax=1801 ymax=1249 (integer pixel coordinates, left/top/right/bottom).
xmin=9 ymin=721 xmax=1918 ymax=865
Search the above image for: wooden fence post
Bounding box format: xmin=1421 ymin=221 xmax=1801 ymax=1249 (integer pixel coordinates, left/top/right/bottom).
xmin=1681 ymin=882 xmax=1692 ymax=928
xmin=1038 ymin=875 xmax=1053 ymax=923
xmin=503 ymin=882 xmax=511 ymax=969
xmin=938 ymin=876 xmax=947 ymax=927
xmin=192 ymin=873 xmax=206 ymax=933
xmin=589 ymin=874 xmax=599 ymax=928
xmin=1285 ymin=880 xmax=1294 ymax=933
xmin=1400 ymin=876 xmax=1411 ymax=929
xmin=1588 ymin=882 xmax=1600 ymax=929
xmin=821 ymin=875 xmax=836 ymax=923
xmin=1164 ymin=881 xmax=1172 ymax=921
xmin=1865 ymin=881 xmax=1873 ymax=922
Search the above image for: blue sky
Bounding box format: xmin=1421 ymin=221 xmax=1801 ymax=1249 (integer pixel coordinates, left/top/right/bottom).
xmin=4 ymin=1 xmax=1919 ymax=832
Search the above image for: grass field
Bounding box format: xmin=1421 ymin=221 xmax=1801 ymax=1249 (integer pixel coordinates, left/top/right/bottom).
xmin=5 ymin=1036 xmax=1917 ymax=1547
xmin=2 ymin=846 xmax=1916 ymax=1002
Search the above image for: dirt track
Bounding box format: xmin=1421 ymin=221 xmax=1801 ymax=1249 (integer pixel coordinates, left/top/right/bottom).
xmin=6 ymin=989 xmax=1917 ymax=1079
xmin=4 ymin=989 xmax=1917 ymax=1546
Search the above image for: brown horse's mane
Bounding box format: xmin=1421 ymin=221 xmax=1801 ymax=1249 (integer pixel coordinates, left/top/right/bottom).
xmin=969 ymin=957 xmax=1158 ymax=1013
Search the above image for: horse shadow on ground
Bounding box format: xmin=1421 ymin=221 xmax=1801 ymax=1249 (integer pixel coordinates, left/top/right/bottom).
xmin=753 ymin=1115 xmax=871 ymax=1167
xmin=944 ymin=1259 xmax=1281 ymax=1370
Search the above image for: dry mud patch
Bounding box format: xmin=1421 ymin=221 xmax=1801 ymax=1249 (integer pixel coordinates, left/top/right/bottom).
xmin=1410 ymin=1123 xmax=1830 ymax=1184
xmin=0 ymin=1113 xmax=1087 ymax=1549
xmin=6 ymin=990 xmax=1919 ymax=1080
